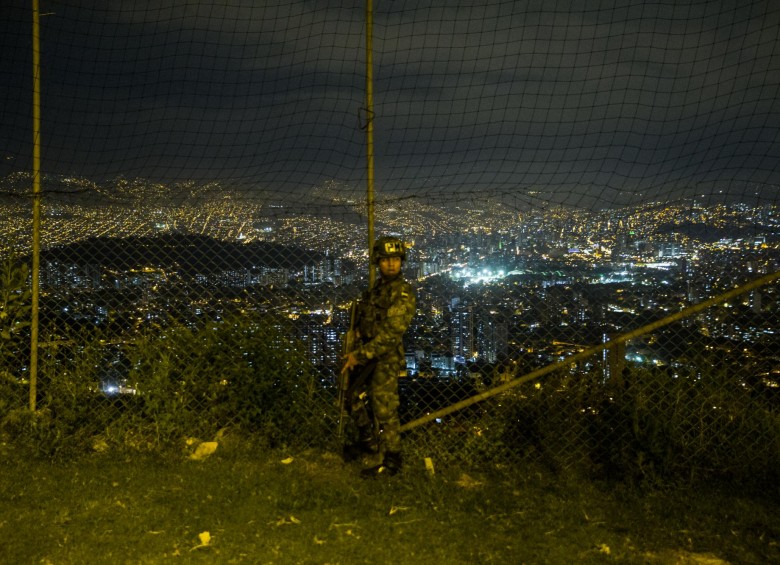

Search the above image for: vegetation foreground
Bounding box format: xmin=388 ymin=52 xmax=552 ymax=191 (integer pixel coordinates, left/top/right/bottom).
xmin=0 ymin=442 xmax=778 ymax=565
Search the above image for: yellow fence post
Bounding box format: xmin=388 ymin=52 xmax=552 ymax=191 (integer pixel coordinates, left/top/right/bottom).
xmin=29 ymin=0 xmax=42 ymax=412
xmin=365 ymin=0 xmax=376 ymax=287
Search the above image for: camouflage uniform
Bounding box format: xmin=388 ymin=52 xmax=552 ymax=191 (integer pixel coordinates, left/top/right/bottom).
xmin=349 ymin=271 xmax=416 ymax=456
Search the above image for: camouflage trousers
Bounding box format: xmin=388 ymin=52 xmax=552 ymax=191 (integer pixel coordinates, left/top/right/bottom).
xmin=348 ymin=354 xmax=403 ymax=453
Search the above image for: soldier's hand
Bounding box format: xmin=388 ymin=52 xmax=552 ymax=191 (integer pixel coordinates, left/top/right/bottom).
xmin=341 ymin=351 xmax=359 ymax=374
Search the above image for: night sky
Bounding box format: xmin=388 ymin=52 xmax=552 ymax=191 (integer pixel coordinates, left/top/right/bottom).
xmin=2 ymin=0 xmax=780 ymax=209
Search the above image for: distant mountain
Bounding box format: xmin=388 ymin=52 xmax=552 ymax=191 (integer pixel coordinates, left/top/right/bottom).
xmin=656 ymin=221 xmax=774 ymax=242
xmin=37 ymin=234 xmax=322 ymax=273
xmin=0 ymin=172 xmax=368 ymax=222
xmin=0 ymin=173 xmax=252 ymax=207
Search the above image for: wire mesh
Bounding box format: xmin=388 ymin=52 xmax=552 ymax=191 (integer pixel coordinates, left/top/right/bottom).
xmin=0 ymin=1 xmax=778 ymax=481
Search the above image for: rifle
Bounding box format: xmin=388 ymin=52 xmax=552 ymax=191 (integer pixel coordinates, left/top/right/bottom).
xmin=337 ymin=299 xmax=358 ymax=438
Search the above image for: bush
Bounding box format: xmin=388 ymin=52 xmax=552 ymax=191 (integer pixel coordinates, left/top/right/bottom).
xmin=0 ymin=252 xmax=31 ymax=372
xmin=2 ymin=312 xmax=332 ymax=457
xmin=122 ymin=312 xmax=327 ymax=450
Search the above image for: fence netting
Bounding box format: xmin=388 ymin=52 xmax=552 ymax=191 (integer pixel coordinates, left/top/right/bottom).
xmin=1 ymin=1 xmax=778 ymax=483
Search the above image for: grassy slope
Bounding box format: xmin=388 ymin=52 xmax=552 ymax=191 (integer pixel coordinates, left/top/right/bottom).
xmin=0 ymin=447 xmax=778 ymax=565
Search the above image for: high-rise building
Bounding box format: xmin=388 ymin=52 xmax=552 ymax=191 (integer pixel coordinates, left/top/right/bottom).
xmin=451 ymin=304 xmax=474 ymax=360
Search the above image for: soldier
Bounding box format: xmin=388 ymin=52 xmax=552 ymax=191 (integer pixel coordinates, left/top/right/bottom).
xmin=341 ymin=236 xmax=417 ymax=477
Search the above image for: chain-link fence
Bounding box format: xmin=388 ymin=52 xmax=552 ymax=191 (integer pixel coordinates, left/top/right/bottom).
xmin=1 ymin=2 xmax=779 ymax=484
xmin=1 ymin=192 xmax=777 ymax=484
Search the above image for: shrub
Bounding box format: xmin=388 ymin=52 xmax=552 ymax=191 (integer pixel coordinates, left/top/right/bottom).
xmin=0 ymin=251 xmax=31 ymax=400
xmin=122 ymin=312 xmax=326 ymax=450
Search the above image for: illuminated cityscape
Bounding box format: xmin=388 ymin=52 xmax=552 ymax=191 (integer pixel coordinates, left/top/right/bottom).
xmin=0 ymin=173 xmax=778 ymax=395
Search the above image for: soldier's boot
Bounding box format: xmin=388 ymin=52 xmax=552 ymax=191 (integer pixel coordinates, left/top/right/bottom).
xmin=342 ymin=427 xmax=377 ymax=462
xmin=360 ymin=450 xmax=402 ymax=478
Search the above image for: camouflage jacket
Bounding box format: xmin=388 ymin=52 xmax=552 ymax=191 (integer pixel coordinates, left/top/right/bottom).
xmin=354 ymin=275 xmax=416 ymax=364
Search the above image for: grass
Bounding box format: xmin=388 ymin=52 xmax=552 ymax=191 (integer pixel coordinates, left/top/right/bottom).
xmin=0 ymin=442 xmax=778 ymax=565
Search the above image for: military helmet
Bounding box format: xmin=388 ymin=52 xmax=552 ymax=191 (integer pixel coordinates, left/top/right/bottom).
xmin=372 ymin=236 xmax=406 ymax=263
